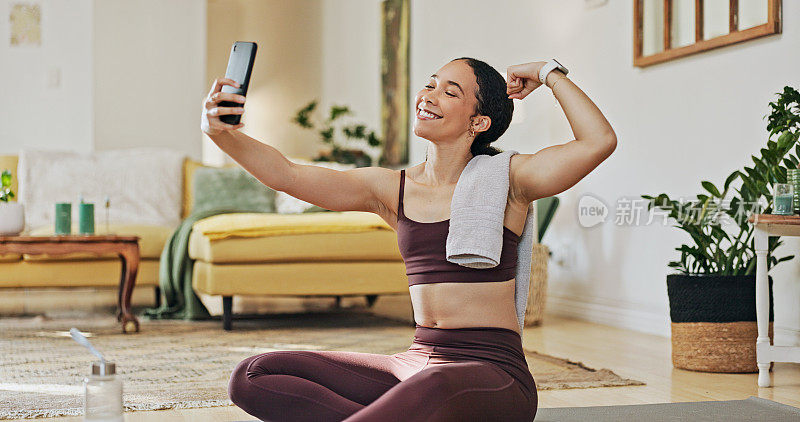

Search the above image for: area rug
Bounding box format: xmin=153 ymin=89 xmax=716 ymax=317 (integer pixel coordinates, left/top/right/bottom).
xmin=0 ymin=310 xmax=644 ymax=419
xmin=533 ymin=396 xmax=800 ymax=422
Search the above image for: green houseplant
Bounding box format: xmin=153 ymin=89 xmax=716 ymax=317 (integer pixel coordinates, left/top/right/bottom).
xmin=0 ymin=169 xmax=25 ymax=235
xmin=642 ymin=86 xmax=800 ymax=373
xmin=291 ymin=100 xmax=383 ymax=167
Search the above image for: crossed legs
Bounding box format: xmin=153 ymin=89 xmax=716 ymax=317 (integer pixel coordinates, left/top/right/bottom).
xmin=228 ymin=348 xmax=536 ymax=422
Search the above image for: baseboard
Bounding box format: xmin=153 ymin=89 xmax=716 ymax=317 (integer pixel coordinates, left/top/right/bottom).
xmin=545 ymin=293 xmax=671 ymax=337
xmin=545 ymin=293 xmax=800 ymax=345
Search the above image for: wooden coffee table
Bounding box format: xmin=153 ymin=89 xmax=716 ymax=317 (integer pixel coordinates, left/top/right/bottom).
xmin=0 ymin=235 xmax=142 ymax=333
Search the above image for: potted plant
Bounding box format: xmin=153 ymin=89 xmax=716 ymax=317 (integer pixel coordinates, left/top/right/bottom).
xmin=291 ymin=100 xmax=383 ymax=167
xmin=642 ymin=86 xmax=800 ymax=373
xmin=0 ymin=169 xmax=25 ymax=235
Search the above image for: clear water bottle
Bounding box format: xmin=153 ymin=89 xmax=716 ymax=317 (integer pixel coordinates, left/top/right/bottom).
xmin=83 ymin=361 xmax=123 ymax=422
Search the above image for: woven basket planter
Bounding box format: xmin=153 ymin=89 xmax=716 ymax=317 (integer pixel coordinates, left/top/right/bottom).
xmin=524 ymin=243 xmax=549 ymax=326
xmin=667 ymin=273 xmax=774 ymax=373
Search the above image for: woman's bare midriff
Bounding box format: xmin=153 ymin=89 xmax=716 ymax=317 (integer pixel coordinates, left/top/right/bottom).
xmin=376 ymin=165 xmax=530 ymax=336
xmin=409 ymin=278 xmax=521 ymax=335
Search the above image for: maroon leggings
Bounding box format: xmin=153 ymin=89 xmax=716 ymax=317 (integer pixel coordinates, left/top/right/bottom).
xmin=228 ymin=324 xmax=538 ymax=421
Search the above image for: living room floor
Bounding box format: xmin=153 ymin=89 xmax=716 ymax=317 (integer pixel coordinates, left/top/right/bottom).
xmin=18 ymin=313 xmax=800 ymax=421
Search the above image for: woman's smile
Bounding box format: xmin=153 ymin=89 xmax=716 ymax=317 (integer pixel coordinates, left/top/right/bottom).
xmin=416 ymin=107 xmax=443 ymax=121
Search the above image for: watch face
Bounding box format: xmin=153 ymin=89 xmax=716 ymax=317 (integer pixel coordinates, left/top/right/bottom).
xmin=553 ymin=59 xmax=567 ymax=74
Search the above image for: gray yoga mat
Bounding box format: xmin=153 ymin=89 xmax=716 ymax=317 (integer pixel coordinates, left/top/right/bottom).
xmin=534 ymin=396 xmax=800 ymax=422
xmin=238 ymin=396 xmax=800 ymax=421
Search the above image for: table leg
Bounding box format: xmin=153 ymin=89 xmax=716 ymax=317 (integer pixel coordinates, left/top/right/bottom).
xmin=116 ymin=257 xmax=126 ymax=322
xmin=755 ymin=227 xmax=771 ymax=387
xmin=117 ymin=243 xmax=140 ymax=334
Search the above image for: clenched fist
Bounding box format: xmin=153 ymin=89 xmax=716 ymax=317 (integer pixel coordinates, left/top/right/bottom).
xmin=505 ymin=61 xmax=548 ymax=100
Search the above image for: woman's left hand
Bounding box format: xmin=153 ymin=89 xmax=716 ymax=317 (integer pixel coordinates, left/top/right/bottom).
xmin=506 ymin=61 xmax=547 ymax=100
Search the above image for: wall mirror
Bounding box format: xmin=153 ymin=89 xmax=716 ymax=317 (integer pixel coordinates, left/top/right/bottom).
xmin=634 ymin=0 xmax=781 ymax=67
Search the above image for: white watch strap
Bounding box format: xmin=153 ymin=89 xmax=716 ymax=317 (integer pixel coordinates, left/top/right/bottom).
xmin=538 ymin=60 xmax=560 ymax=86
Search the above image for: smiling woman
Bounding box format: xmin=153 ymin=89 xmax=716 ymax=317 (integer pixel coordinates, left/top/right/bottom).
xmin=214 ymin=51 xmax=616 ymax=421
xmin=414 ymin=58 xmax=514 ymax=159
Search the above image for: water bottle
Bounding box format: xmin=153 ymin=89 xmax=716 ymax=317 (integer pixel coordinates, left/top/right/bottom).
xmin=83 ymin=361 xmax=123 ymax=422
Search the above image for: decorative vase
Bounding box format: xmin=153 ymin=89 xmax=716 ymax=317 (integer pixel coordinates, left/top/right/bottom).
xmin=667 ymin=273 xmax=774 ymax=373
xmin=0 ymin=202 xmax=25 ymax=235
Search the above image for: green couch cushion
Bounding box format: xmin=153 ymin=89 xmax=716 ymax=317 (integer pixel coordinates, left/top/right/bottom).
xmin=191 ymin=167 xmax=277 ymax=214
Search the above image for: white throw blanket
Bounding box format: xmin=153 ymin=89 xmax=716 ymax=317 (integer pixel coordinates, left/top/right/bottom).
xmin=17 ymin=148 xmax=186 ymax=231
xmin=446 ymin=149 xmax=537 ymax=335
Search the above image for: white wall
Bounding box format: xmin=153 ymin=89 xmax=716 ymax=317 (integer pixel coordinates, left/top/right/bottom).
xmin=93 ymin=0 xmax=206 ymax=158
xmin=320 ymin=0 xmax=382 ymax=160
xmin=0 ymin=0 xmax=206 ymax=158
xmin=322 ymin=0 xmax=800 ymax=342
xmin=205 ymin=0 xmax=324 ymax=165
xmin=0 ymin=0 xmax=94 ymax=154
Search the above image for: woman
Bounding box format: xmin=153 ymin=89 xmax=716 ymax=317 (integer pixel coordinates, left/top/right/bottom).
xmin=201 ymin=57 xmax=616 ymax=421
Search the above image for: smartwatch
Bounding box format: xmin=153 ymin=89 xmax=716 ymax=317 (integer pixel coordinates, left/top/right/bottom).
xmin=538 ymin=59 xmax=569 ymax=87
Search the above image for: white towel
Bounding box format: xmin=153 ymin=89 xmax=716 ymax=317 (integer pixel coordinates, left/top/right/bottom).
xmin=446 ymin=150 xmax=536 ymax=335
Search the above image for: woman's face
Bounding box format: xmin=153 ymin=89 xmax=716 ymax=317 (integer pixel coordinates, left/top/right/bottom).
xmin=413 ymin=60 xmax=482 ymax=143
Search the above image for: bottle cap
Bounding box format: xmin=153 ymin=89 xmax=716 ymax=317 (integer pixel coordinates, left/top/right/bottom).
xmin=91 ymin=361 xmax=116 ymax=376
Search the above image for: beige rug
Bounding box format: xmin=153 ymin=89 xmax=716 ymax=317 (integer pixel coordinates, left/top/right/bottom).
xmin=0 ymin=310 xmax=644 ymax=419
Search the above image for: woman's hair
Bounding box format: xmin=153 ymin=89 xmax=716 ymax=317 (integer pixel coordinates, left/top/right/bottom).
xmin=452 ymin=57 xmax=514 ymax=157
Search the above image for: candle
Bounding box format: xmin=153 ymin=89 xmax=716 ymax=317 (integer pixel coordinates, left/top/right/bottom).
xmin=79 ymin=202 xmax=95 ymax=235
xmin=789 ymin=168 xmax=800 ymax=214
xmin=774 ymin=194 xmax=793 ymax=215
xmin=55 ymin=202 xmax=71 ymax=235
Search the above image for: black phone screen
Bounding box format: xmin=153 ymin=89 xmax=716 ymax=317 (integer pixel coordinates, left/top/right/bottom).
xmin=219 ymin=41 xmax=257 ymax=125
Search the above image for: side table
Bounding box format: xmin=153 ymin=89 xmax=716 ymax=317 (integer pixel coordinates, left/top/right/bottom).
xmin=747 ymin=214 xmax=800 ymax=387
xmin=0 ymin=235 xmax=141 ymax=333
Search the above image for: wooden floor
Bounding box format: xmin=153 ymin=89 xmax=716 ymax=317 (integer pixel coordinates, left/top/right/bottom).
xmin=19 ymin=312 xmax=800 ymax=421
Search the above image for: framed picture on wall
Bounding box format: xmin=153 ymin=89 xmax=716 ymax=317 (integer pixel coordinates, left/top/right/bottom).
xmin=10 ymin=2 xmax=42 ymax=47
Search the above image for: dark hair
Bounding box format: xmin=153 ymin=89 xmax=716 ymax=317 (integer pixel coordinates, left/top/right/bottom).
xmin=451 ymin=57 xmax=514 ymax=156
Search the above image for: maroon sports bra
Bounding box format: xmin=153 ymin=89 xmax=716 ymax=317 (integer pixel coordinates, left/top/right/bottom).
xmin=396 ymin=169 xmax=521 ymax=286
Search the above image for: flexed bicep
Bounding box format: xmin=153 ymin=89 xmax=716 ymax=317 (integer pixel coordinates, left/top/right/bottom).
xmin=511 ymin=140 xmax=616 ymax=203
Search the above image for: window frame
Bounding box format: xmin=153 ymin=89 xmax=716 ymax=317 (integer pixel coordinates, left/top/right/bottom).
xmin=633 ymin=0 xmax=782 ymax=67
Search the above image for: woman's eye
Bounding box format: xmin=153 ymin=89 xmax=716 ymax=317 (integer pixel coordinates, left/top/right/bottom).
xmin=424 ymin=85 xmax=455 ymax=97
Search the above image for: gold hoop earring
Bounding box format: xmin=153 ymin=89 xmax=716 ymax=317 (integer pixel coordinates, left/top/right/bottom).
xmin=467 ymin=117 xmax=477 ymax=138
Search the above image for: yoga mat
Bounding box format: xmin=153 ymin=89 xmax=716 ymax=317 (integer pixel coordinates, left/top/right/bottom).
xmin=236 ymin=397 xmax=800 ymax=422
xmin=534 ymin=396 xmax=800 ymax=422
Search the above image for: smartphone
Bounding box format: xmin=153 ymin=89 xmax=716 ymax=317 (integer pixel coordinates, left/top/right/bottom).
xmin=219 ymin=41 xmax=257 ymax=125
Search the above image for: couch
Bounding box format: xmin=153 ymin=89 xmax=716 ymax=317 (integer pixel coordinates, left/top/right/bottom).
xmin=0 ymin=152 xmax=408 ymax=329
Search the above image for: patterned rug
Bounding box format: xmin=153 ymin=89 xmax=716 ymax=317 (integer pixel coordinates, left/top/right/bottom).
xmin=0 ymin=310 xmax=645 ymax=419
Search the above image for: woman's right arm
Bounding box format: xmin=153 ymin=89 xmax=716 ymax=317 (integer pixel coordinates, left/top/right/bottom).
xmin=201 ymin=78 xmax=389 ymax=215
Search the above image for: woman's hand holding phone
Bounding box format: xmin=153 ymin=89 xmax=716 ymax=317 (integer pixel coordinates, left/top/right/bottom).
xmin=201 ymin=77 xmax=246 ymax=136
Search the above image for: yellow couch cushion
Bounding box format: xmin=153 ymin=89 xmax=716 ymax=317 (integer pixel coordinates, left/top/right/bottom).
xmin=192 ymin=260 xmax=408 ymax=296
xmin=23 ymin=224 xmax=173 ymax=261
xmin=0 ymin=258 xmax=159 ymax=288
xmin=189 ymin=225 xmax=402 ymax=263
xmin=182 ymin=158 xmax=202 ymax=219
xmin=0 ymin=155 xmax=18 ymax=203
xmin=0 ymin=253 xmax=21 ymax=262
xmin=191 ymin=211 xmax=393 ymax=241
